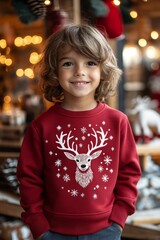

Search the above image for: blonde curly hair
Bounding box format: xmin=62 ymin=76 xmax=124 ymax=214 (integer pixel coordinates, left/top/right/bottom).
xmin=37 ymin=24 xmax=122 ymax=103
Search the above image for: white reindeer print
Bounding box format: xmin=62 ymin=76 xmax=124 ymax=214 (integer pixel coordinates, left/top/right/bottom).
xmin=56 ymin=127 xmax=108 ymax=188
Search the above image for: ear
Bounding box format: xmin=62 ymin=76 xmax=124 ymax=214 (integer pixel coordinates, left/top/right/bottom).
xmin=91 ymin=150 xmax=102 ymax=159
xmin=64 ymin=152 xmax=75 ymax=160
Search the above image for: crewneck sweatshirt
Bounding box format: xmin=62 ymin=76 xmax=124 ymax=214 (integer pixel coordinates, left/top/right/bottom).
xmin=17 ymin=102 xmax=142 ymax=239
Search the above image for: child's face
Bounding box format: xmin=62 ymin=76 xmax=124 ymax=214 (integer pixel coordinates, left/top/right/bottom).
xmin=57 ymin=47 xmax=101 ymax=102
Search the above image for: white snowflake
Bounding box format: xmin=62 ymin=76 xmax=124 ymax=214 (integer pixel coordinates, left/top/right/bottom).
xmin=79 ymin=143 xmax=83 ymax=148
xmin=81 ymin=193 xmax=85 ymax=198
xmin=49 ymin=151 xmax=53 ymax=155
xmin=102 ymin=121 xmax=106 ymax=125
xmin=110 ymin=169 xmax=113 ymax=173
xmin=63 ymin=174 xmax=70 ymax=182
xmin=55 ymin=159 xmax=62 ymax=167
xmin=88 ymin=124 xmax=92 ymax=127
xmin=82 ymin=136 xmax=86 ymax=141
xmin=57 ymin=125 xmax=62 ymax=131
xmin=56 ymin=173 xmax=61 ymax=178
xmin=93 ymin=194 xmax=98 ymax=199
xmin=98 ymin=165 xmax=104 ymax=172
xmin=111 ymin=147 xmax=114 ymax=151
xmin=75 ymin=137 xmax=78 ymax=141
xmin=63 ymin=166 xmax=67 ymax=171
xmin=71 ymin=189 xmax=78 ymax=197
xmin=102 ymin=174 xmax=109 ymax=182
xmin=81 ymin=127 xmax=87 ymax=134
xmin=104 ymin=156 xmax=112 ymax=165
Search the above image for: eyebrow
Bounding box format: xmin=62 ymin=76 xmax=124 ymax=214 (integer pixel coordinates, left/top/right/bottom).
xmin=58 ymin=57 xmax=72 ymax=62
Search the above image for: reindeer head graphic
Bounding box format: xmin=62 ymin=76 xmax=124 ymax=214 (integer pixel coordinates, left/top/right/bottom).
xmin=56 ymin=127 xmax=108 ymax=188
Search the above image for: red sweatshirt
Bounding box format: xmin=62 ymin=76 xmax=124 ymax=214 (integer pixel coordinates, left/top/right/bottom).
xmin=17 ymin=102 xmax=141 ymax=239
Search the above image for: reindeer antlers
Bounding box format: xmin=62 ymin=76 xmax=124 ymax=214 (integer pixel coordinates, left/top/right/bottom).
xmin=56 ymin=131 xmax=78 ymax=154
xmin=56 ymin=127 xmax=108 ymax=155
xmin=87 ymin=127 xmax=108 ymax=154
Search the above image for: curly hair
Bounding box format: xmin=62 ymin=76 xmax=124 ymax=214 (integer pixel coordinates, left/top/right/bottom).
xmin=37 ymin=24 xmax=122 ymax=103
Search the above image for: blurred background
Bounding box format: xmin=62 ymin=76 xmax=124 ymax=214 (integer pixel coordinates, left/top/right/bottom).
xmin=0 ymin=1 xmax=160 ymax=239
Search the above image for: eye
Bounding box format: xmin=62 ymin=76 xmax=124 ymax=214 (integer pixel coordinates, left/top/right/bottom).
xmin=87 ymin=61 xmax=98 ymax=66
xmin=76 ymin=159 xmax=79 ymax=162
xmin=88 ymin=159 xmax=91 ymax=162
xmin=62 ymin=62 xmax=73 ymax=67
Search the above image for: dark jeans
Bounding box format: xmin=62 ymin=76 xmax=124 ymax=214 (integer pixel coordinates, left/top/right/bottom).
xmin=39 ymin=223 xmax=122 ymax=240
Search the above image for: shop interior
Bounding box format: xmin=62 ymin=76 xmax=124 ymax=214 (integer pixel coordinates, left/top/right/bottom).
xmin=0 ymin=0 xmax=160 ymax=239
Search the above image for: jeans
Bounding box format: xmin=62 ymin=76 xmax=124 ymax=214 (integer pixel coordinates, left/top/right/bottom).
xmin=39 ymin=223 xmax=122 ymax=240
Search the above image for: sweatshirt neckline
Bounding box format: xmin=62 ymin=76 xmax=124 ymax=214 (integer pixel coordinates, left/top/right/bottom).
xmin=52 ymin=102 xmax=106 ymax=117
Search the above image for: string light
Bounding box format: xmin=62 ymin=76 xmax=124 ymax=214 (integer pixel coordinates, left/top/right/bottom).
xmin=130 ymin=11 xmax=138 ymax=19
xmin=113 ymin=0 xmax=120 ymax=6
xmin=151 ymin=31 xmax=159 ymax=40
xmin=138 ymin=39 xmax=147 ymax=47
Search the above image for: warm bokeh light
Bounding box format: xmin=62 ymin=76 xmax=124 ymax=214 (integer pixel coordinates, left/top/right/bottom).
xmin=14 ymin=37 xmax=24 ymax=47
xmin=145 ymin=46 xmax=159 ymax=59
xmin=0 ymin=55 xmax=6 ymax=64
xmin=16 ymin=69 xmax=24 ymax=77
xmin=5 ymin=58 xmax=12 ymax=66
xmin=32 ymin=35 xmax=43 ymax=45
xmin=4 ymin=95 xmax=11 ymax=104
xmin=0 ymin=39 xmax=7 ymax=49
xmin=123 ymin=45 xmax=142 ymax=68
xmin=113 ymin=0 xmax=120 ymax=6
xmin=23 ymin=35 xmax=32 ymax=45
xmin=151 ymin=31 xmax=159 ymax=40
xmin=29 ymin=52 xmax=40 ymax=64
xmin=138 ymin=38 xmax=147 ymax=47
xmin=44 ymin=0 xmax=52 ymax=5
xmin=130 ymin=11 xmax=138 ymax=19
xmin=24 ymin=68 xmax=34 ymax=78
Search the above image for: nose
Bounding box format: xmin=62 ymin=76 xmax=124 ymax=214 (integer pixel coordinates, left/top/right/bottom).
xmin=74 ymin=64 xmax=86 ymax=77
xmin=81 ymin=164 xmax=86 ymax=169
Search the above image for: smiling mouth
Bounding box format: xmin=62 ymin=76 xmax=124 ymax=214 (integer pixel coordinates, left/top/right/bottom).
xmin=71 ymin=81 xmax=89 ymax=87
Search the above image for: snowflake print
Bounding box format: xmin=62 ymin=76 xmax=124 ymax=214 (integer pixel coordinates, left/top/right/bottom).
xmin=104 ymin=156 xmax=112 ymax=165
xmin=55 ymin=159 xmax=62 ymax=167
xmin=102 ymin=121 xmax=106 ymax=125
xmin=57 ymin=125 xmax=62 ymax=131
xmin=82 ymin=136 xmax=86 ymax=141
xmin=71 ymin=189 xmax=78 ymax=197
xmin=63 ymin=166 xmax=67 ymax=171
xmin=81 ymin=193 xmax=85 ymax=198
xmin=102 ymin=174 xmax=109 ymax=182
xmin=81 ymin=127 xmax=87 ymax=134
xmin=88 ymin=124 xmax=92 ymax=127
xmin=49 ymin=151 xmax=53 ymax=155
xmin=98 ymin=165 xmax=104 ymax=172
xmin=63 ymin=174 xmax=70 ymax=182
xmin=93 ymin=194 xmax=98 ymax=199
xmin=79 ymin=143 xmax=83 ymax=148
xmin=56 ymin=173 xmax=61 ymax=178
xmin=111 ymin=147 xmax=114 ymax=151
xmin=94 ymin=185 xmax=100 ymax=190
xmin=110 ymin=169 xmax=113 ymax=173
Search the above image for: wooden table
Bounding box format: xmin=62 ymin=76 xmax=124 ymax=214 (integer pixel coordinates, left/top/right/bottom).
xmin=136 ymin=144 xmax=160 ymax=170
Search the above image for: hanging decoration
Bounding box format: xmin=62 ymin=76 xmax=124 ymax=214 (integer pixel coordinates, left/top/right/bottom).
xmin=95 ymin=0 xmax=123 ymax=39
xmin=81 ymin=0 xmax=109 ymax=18
xmin=11 ymin=0 xmax=47 ymax=24
xmin=45 ymin=0 xmax=69 ymax=37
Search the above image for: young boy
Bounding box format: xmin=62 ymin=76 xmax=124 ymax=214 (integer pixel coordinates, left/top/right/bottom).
xmin=17 ymin=24 xmax=142 ymax=240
